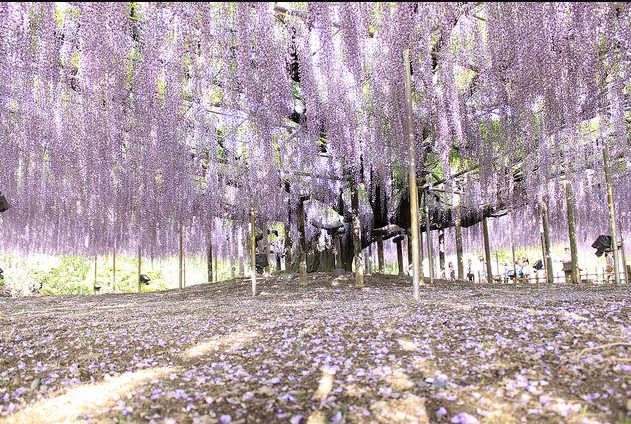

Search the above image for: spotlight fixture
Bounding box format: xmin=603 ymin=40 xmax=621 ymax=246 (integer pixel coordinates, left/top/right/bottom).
xmin=139 ymin=274 xmax=151 ymax=285
xmin=0 ymin=267 xmax=4 ymax=279
xmin=591 ymin=235 xmax=613 ymax=257
xmin=0 ymin=191 xmax=8 ymax=213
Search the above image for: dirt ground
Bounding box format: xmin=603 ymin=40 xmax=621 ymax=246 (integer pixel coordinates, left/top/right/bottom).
xmin=1 ymin=273 xmax=630 ymax=424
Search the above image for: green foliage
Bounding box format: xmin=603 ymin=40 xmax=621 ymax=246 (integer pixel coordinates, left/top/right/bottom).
xmin=291 ymin=81 xmax=302 ymax=100
xmin=0 ymin=251 xmax=249 ymax=297
xmin=617 ymin=413 xmax=631 ymax=424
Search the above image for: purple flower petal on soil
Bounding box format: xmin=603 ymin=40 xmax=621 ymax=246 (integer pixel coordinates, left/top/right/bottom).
xmin=451 ymin=412 xmax=479 ymax=424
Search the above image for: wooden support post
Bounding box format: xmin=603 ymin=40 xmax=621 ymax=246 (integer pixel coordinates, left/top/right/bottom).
xmin=137 ymin=245 xmax=142 ymax=293
xmin=297 ymin=198 xmax=308 ymax=284
xmin=565 ymin=180 xmax=580 ymax=284
xmin=482 ymin=216 xmax=492 ymax=283
xmin=395 ymin=237 xmax=404 ymax=276
xmin=207 ymin=239 xmax=213 ymax=283
xmin=419 ymin=218 xmax=424 ymax=282
xmin=284 ymin=221 xmax=292 ymax=273
xmin=351 ymin=179 xmax=364 ymax=288
xmin=407 ymin=233 xmax=413 ymax=272
xmin=178 ymin=225 xmax=183 ymax=290
xmin=250 ymin=203 xmax=257 ymax=296
xmin=238 ymin=226 xmax=244 ymax=277
xmin=94 ymin=254 xmax=98 ymax=294
xmin=208 ymin=220 xmax=213 ymax=283
xmin=425 ymin=194 xmax=435 ymax=284
xmin=438 ymin=229 xmax=445 ymax=278
xmin=112 ymin=247 xmax=116 ymax=291
xmin=540 ymin=201 xmax=554 ymax=284
xmin=334 ymin=233 xmax=342 ymax=269
xmin=620 ymin=235 xmax=628 ymax=284
xmin=274 ymin=252 xmax=280 ymax=274
xmin=603 ymin=145 xmax=621 ymax=284
xmin=404 ymin=49 xmax=422 ymax=298
xmin=263 ymin=224 xmax=270 ymax=274
xmin=511 ymin=242 xmax=517 ymax=282
xmin=377 ymin=235 xmax=384 ymax=273
xmin=454 ymin=196 xmax=464 ymax=280
xmin=510 ymin=209 xmax=517 ymax=282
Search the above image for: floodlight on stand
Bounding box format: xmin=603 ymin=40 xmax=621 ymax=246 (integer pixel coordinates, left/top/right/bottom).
xmin=0 ymin=191 xmax=9 ymax=213
xmin=139 ymin=274 xmax=151 ymax=285
xmin=591 ymin=235 xmax=613 ymax=256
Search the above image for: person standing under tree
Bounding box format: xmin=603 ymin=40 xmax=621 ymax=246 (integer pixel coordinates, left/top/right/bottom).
xmin=448 ymin=262 xmax=456 ymax=282
xmin=478 ymin=256 xmax=487 ymax=283
xmin=466 ymin=258 xmax=475 ymax=282
xmin=522 ymin=258 xmax=531 ymax=283
xmin=605 ymin=252 xmax=614 ymax=282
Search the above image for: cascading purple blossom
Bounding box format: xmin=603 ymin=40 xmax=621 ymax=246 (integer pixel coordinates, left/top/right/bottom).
xmin=0 ymin=3 xmax=628 ymax=262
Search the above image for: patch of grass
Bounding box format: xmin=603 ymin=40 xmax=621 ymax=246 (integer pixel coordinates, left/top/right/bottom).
xmin=118 ymin=414 xmax=139 ymax=424
xmin=291 ymin=340 xmax=303 ymax=361
xmin=617 ymin=413 xmax=631 ymax=424
xmin=78 ymin=332 xmax=98 ymax=350
xmin=326 ymin=402 xmax=349 ymax=424
xmin=578 ymin=403 xmax=588 ymax=418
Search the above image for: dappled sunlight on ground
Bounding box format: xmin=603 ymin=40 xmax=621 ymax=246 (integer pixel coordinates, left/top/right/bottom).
xmin=1 ymin=275 xmax=630 ymax=423
xmin=370 ymin=394 xmax=429 ymax=423
xmin=314 ymin=367 xmax=335 ymax=401
xmin=2 ymin=367 xmax=172 ymax=424
xmin=397 ymin=338 xmax=419 ymax=351
xmin=184 ymin=330 xmax=260 ymax=358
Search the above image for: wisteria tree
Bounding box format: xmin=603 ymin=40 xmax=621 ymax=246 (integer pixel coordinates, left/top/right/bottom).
xmin=0 ymin=2 xmax=629 ymax=291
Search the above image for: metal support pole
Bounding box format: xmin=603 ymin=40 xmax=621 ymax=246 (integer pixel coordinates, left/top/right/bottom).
xmin=404 ymin=49 xmax=422 ymax=299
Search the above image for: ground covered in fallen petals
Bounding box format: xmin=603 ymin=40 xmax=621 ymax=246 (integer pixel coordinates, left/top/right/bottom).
xmin=1 ymin=274 xmax=631 ymax=424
